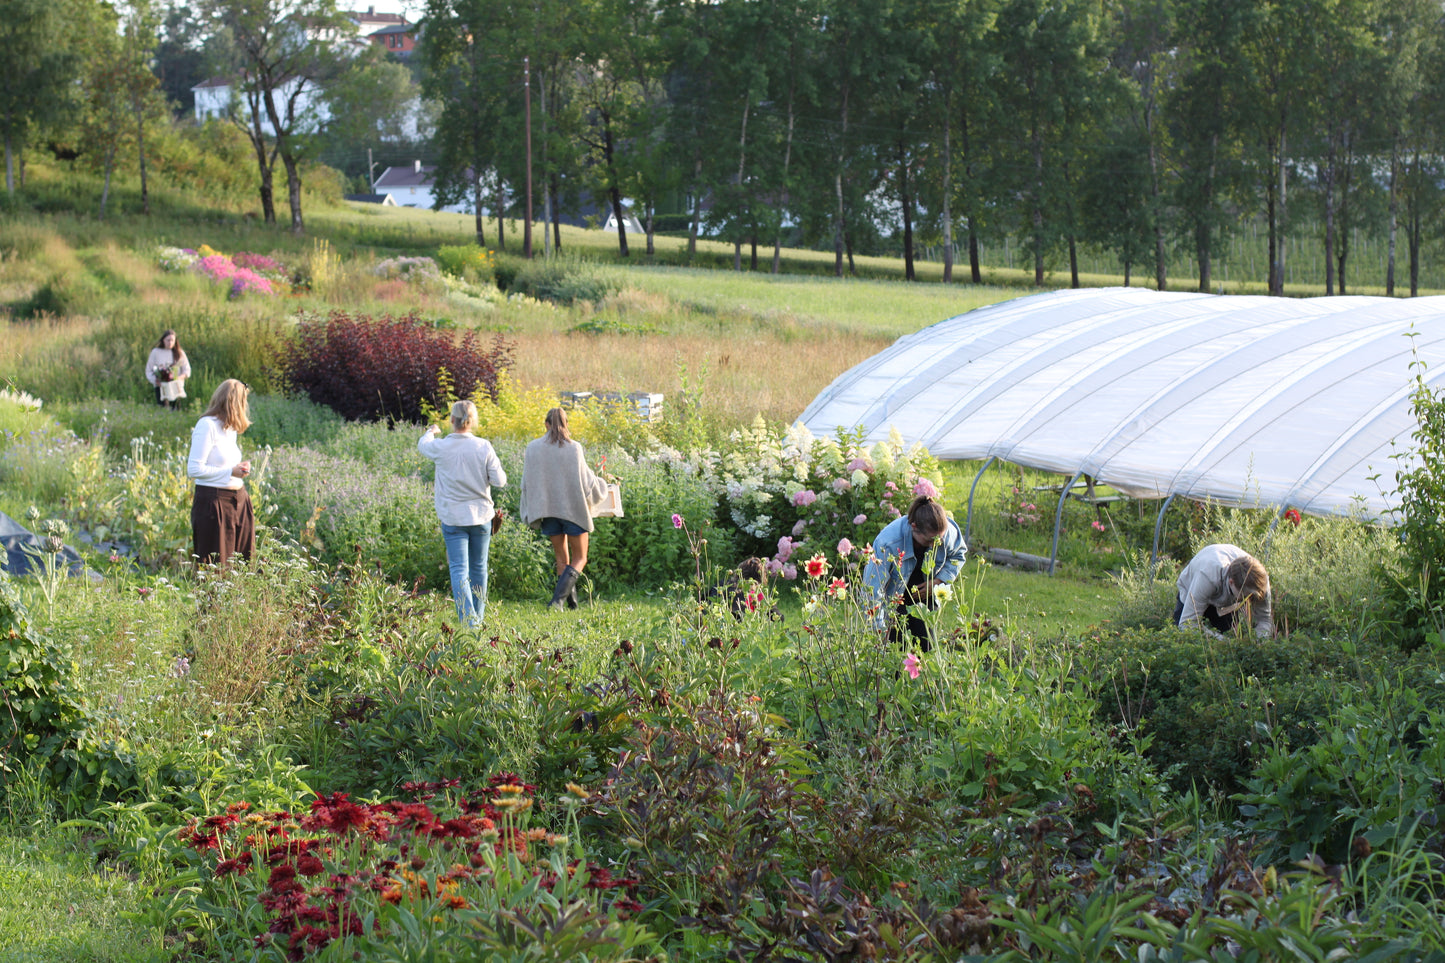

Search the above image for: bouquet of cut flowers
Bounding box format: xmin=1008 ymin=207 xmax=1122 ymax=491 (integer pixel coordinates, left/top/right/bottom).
xmin=151 ymin=363 xmax=180 ymax=383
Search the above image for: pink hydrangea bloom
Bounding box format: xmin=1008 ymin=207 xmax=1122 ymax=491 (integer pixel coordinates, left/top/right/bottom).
xmin=791 ymin=489 xmax=819 ymax=508
xmin=912 ymin=478 xmax=940 ymax=499
xmin=852 ymin=513 xmax=867 ymax=525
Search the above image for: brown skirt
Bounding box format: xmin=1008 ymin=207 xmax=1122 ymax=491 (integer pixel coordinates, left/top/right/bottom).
xmin=192 ymin=485 xmax=255 ymax=566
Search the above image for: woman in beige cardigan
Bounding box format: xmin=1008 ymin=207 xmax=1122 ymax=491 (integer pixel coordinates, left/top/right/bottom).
xmin=518 ymin=407 xmax=608 ymax=609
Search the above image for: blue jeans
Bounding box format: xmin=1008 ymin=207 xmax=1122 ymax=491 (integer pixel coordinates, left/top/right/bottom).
xmin=441 ymin=522 xmax=492 ymax=626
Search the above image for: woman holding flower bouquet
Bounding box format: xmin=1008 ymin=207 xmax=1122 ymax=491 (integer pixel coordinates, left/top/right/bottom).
xmin=145 ymin=329 xmax=191 ymax=409
xmin=419 ymin=400 xmax=507 ymax=629
xmin=187 ymin=379 xmax=254 ymax=566
xmin=862 ymin=494 xmax=967 ymax=651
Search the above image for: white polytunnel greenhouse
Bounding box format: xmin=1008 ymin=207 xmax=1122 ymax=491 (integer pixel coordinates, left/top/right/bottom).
xmin=799 ymin=287 xmax=1445 ymax=565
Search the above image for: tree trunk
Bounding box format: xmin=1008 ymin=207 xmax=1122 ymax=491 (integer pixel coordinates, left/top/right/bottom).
xmin=750 ymin=234 xmax=758 ymax=271
xmin=1386 ymin=140 xmax=1399 ymax=297
xmin=1271 ymin=129 xmax=1287 ymax=296
xmin=968 ymin=217 xmax=981 ymax=284
xmin=549 ymin=171 xmax=561 ymax=251
xmin=1149 ymin=159 xmax=1165 ymax=291
xmin=1123 ymin=258 xmax=1131 ymax=287
xmin=1321 ymin=158 xmax=1335 ymax=295
xmin=734 ymin=98 xmax=750 ymax=273
xmin=1196 ymin=221 xmax=1212 ymax=292
xmin=608 ymin=185 xmax=629 ymax=257
xmin=1196 ymin=132 xmax=1217 ymax=292
xmin=99 ymin=142 xmax=117 ymax=220
xmin=687 ymin=156 xmax=702 ymax=257
xmin=646 ymin=198 xmax=655 ymax=256
xmin=136 ymin=97 xmax=149 ymax=216
xmin=899 ymin=139 xmax=915 ymax=281
xmin=772 ymin=75 xmax=795 ymax=275
xmin=1068 ymin=234 xmax=1079 ymax=288
xmin=249 ymin=133 xmax=276 ymax=224
xmin=496 ymin=180 xmax=505 ymax=251
xmin=281 ymin=150 xmax=304 ymax=234
xmin=1410 ymin=148 xmax=1421 ymax=297
xmin=1031 ymin=121 xmax=1044 ymax=286
xmin=473 ymin=178 xmax=487 ymax=247
xmin=941 ymin=94 xmax=953 ymax=284
xmin=833 ymin=85 xmax=850 ymax=278
xmin=4 ymin=134 xmax=14 ymax=197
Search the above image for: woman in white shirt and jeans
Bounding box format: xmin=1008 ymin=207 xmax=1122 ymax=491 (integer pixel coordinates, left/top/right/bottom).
xmin=419 ymin=400 xmax=507 ymax=627
xmin=187 ymin=379 xmax=254 ymax=565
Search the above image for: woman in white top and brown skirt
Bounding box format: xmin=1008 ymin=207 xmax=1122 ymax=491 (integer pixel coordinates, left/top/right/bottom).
xmin=187 ymin=379 xmax=255 ymax=565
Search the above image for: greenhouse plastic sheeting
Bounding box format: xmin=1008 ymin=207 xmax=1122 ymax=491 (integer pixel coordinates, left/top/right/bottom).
xmin=799 ymin=287 xmax=1445 ymax=520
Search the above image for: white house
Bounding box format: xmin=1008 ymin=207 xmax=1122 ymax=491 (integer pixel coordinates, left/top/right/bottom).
xmin=192 ymin=75 xmax=331 ymax=135
xmin=372 ymin=161 xmax=482 ymax=214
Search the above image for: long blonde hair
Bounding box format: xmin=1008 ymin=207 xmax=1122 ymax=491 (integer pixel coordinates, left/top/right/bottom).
xmin=544 ymin=407 xmax=572 ymax=446
xmin=203 ymin=379 xmax=251 ymax=433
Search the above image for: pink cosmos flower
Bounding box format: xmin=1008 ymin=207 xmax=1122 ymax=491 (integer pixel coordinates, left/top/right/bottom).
xmin=903 ymin=653 xmax=921 ymax=680
xmin=672 ymin=513 xmax=684 ymax=529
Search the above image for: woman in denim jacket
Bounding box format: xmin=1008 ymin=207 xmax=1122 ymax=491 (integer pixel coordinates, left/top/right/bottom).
xmin=862 ymin=495 xmax=967 ymax=650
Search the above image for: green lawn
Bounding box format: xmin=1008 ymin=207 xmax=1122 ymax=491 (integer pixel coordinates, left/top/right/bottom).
xmin=0 ymin=835 xmax=166 ymax=963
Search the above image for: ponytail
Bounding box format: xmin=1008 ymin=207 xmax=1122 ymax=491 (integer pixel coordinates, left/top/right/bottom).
xmin=906 ymin=494 xmax=947 ymax=537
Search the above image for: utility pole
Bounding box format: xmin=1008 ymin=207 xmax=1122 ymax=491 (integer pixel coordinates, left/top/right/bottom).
xmin=368 ymin=148 xmax=377 ymax=192
xmin=523 ymin=56 xmax=534 ymax=259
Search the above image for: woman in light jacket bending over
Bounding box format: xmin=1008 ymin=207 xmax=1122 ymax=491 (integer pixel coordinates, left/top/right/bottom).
xmin=419 ymin=400 xmax=507 ymax=627
xmin=862 ymin=495 xmax=968 ymax=650
xmin=187 ymin=379 xmax=254 ymax=566
xmin=519 ymin=407 xmax=607 ymax=610
xmin=1175 ymin=543 xmax=1273 ymax=639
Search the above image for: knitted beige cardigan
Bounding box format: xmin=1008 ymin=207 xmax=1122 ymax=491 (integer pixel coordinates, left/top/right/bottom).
xmin=518 ymin=436 xmax=608 ymax=533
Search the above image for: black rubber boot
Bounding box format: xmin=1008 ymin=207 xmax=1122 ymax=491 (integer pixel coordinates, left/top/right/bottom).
xmin=549 ymin=566 xmax=579 ymax=611
xmin=567 ymin=577 xmax=581 ymax=609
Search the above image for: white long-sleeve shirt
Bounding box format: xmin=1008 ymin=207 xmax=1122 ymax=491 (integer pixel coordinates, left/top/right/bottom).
xmin=188 ymin=416 xmax=243 ymax=490
xmin=418 ymin=429 xmax=507 ymax=527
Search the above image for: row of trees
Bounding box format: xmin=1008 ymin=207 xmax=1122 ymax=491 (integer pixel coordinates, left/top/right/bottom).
xmin=7 ymin=0 xmax=1445 ymax=293
xmin=421 ymin=0 xmax=1445 ymax=294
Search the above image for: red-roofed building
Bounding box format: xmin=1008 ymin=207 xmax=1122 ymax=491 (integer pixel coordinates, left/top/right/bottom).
xmin=368 ymin=22 xmax=416 ymax=56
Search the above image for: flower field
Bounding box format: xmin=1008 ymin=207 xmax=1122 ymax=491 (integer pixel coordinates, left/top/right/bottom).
xmin=3 ymin=207 xmax=1445 ymax=962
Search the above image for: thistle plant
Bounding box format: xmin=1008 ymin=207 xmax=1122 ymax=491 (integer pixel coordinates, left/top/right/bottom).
xmin=21 ymin=511 xmax=70 ymax=622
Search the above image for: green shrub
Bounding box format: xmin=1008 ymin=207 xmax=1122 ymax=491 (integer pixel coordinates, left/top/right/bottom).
xmin=263 ymin=444 xmax=444 ymax=589
xmin=54 ymin=399 xmax=192 ymax=456
xmin=1237 ymin=679 xmax=1445 ymax=864
xmin=1386 ymin=348 xmax=1445 ymax=646
xmin=435 ymin=243 xmax=496 ymax=285
xmin=17 ymin=272 xmax=110 ymax=319
xmin=587 ymin=454 xmax=736 ymax=589
xmin=511 ymin=256 xmax=616 ymax=305
xmin=0 ymin=574 xmax=98 ymax=804
xmin=1084 ymin=627 xmax=1423 ymax=795
xmin=245 ymin=393 xmax=348 ymax=450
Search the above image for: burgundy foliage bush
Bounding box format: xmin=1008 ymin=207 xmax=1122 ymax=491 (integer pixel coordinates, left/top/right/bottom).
xmin=276 ymin=311 xmax=514 ymax=423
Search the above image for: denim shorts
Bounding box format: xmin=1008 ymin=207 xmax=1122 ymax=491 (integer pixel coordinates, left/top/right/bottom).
xmin=538 ymin=517 xmax=587 ymax=537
